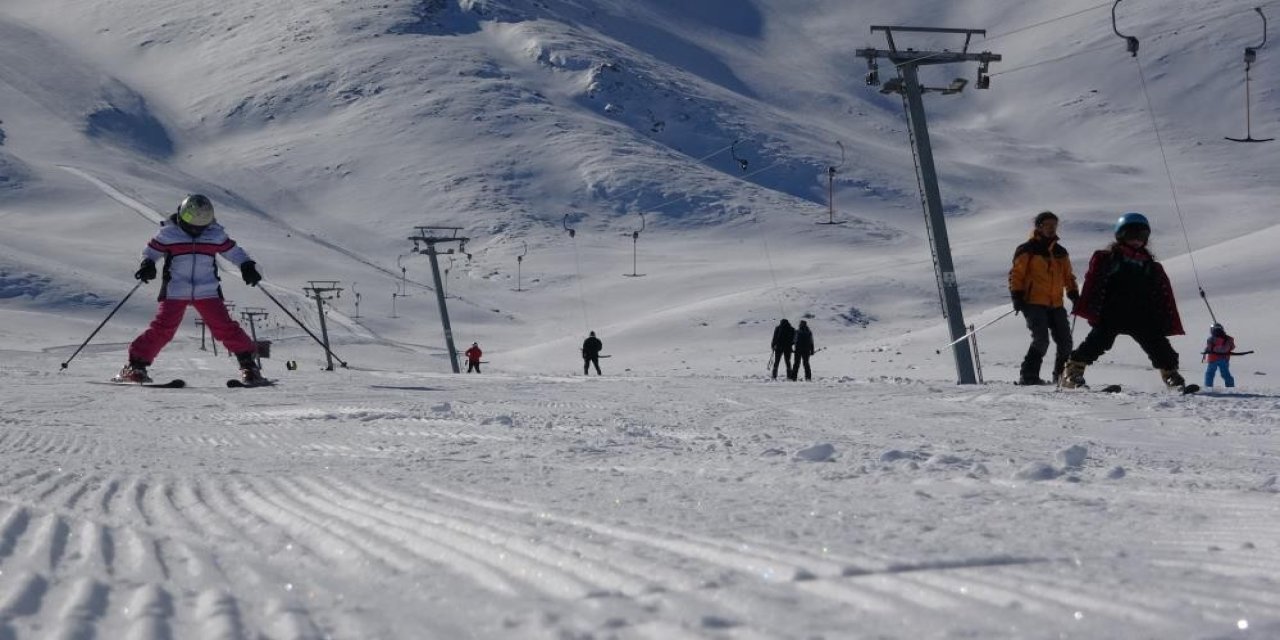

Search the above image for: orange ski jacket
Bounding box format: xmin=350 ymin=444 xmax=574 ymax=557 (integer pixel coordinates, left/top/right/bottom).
xmin=1009 ymin=233 xmax=1079 ymax=309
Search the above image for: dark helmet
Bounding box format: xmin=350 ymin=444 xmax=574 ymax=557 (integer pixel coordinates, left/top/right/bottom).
xmin=1033 ymin=210 xmax=1058 ymax=226
xmin=1210 ymin=323 xmax=1225 ymax=335
xmin=1114 ymin=212 xmax=1150 ymax=240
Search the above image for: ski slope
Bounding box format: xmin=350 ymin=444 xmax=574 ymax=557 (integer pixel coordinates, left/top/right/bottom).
xmin=0 ymin=0 xmax=1278 ymax=637
xmin=4 ymin=345 xmax=1280 ymax=639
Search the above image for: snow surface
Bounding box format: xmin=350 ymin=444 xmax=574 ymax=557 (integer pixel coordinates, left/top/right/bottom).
xmin=1 ymin=0 xmax=1278 ymax=637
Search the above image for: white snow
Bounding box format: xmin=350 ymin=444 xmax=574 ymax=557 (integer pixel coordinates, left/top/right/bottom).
xmin=1 ymin=0 xmax=1278 ymax=637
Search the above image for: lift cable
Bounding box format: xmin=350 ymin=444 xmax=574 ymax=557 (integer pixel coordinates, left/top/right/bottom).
xmin=564 ymin=214 xmax=590 ymax=331
xmin=992 ymin=0 xmax=1280 ymax=77
xmin=1112 ymin=0 xmax=1217 ymax=322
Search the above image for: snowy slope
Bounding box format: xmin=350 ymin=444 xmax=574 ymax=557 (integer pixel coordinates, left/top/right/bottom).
xmin=1 ymin=0 xmax=1278 ymax=637
xmin=3 ymin=346 xmax=1280 ymax=639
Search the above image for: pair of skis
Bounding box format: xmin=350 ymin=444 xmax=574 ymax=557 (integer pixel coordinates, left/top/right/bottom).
xmin=1067 ymin=382 xmax=1200 ymax=395
xmin=96 ymin=378 xmax=274 ymax=389
xmin=1016 ymin=379 xmax=1199 ymax=395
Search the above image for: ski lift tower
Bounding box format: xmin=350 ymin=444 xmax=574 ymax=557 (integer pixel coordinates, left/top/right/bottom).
xmin=408 ymin=226 xmax=470 ymax=373
xmin=858 ymin=26 xmax=1000 ymax=385
xmin=303 ymin=281 xmax=343 ymax=371
xmin=239 ymin=307 xmax=269 ymax=368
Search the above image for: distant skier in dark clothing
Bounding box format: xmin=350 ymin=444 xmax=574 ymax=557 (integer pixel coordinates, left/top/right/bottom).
xmin=464 ymin=342 xmax=482 ymax=373
xmin=770 ymin=319 xmax=795 ymax=380
xmin=1061 ymin=213 xmax=1186 ymax=390
xmin=1009 ymin=211 xmax=1080 ymax=385
xmin=790 ymin=320 xmax=815 ymax=381
xmin=582 ymin=331 xmax=603 ymax=375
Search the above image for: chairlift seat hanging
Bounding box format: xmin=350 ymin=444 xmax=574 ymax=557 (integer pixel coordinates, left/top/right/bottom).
xmin=1226 ymin=7 xmax=1272 ymax=143
xmin=818 ymin=140 xmax=848 ymax=225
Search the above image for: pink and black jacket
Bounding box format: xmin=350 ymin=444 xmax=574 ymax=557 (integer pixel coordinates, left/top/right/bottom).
xmin=1072 ymin=244 xmax=1184 ymax=336
xmin=143 ymin=214 xmax=253 ymax=301
xmin=1204 ymin=334 xmax=1235 ymax=363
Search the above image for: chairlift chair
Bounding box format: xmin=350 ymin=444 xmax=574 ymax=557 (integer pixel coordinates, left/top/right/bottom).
xmin=1226 ymin=8 xmax=1272 ymax=143
xmin=818 ymin=141 xmax=848 ymax=225
xmin=623 ymin=212 xmax=646 ymax=277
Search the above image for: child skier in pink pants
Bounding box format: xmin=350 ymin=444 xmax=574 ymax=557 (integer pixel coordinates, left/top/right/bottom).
xmin=116 ymin=194 xmax=265 ymax=384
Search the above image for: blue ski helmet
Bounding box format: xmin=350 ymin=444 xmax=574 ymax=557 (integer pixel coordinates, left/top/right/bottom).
xmin=1114 ymin=212 xmax=1149 ymax=239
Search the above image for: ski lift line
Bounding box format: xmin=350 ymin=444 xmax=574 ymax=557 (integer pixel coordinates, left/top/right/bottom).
xmin=581 ymin=141 xmax=781 ymax=226
xmin=571 ymin=235 xmax=590 ymax=330
xmin=989 ymin=44 xmax=1113 ymax=77
xmin=879 ymin=2 xmax=1111 ymax=71
xmin=563 ymin=216 xmax=590 ymax=330
xmin=731 ymin=144 xmax=787 ymax=319
xmin=1113 ymin=7 xmax=1219 ymax=323
xmin=626 ymin=159 xmax=785 ymax=219
xmin=589 ymin=141 xmax=740 ymax=210
xmin=1134 ymin=57 xmax=1214 ymax=314
xmin=987 ymin=2 xmax=1114 ymax=43
xmin=992 ymin=0 xmax=1280 ymax=77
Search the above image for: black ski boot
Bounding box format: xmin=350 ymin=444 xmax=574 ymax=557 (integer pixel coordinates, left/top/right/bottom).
xmin=1160 ymin=368 xmax=1186 ymax=391
xmin=235 ymin=352 xmax=266 ymax=385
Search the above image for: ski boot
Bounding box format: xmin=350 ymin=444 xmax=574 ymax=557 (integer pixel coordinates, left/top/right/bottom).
xmin=235 ymin=352 xmax=267 ymax=385
xmin=1160 ymin=368 xmax=1186 ymax=391
xmin=113 ymin=358 xmax=153 ymax=384
xmin=1059 ymin=360 xmax=1087 ymax=389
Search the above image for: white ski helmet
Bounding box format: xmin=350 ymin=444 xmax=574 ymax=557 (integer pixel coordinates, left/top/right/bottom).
xmin=178 ymin=194 xmax=215 ymax=227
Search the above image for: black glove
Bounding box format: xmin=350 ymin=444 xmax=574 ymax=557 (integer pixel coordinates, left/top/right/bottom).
xmin=1010 ymin=291 xmax=1026 ymax=315
xmin=1067 ymin=290 xmax=1080 ymax=303
xmin=240 ymin=261 xmax=262 ymax=287
xmin=134 ymin=259 xmax=156 ymax=283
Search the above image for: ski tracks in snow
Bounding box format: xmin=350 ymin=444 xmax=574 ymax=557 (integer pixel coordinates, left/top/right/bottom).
xmin=2 ymin=362 xmax=1279 ymax=637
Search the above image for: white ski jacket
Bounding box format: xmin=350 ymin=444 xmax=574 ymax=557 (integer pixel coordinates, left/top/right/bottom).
xmin=142 ymin=216 xmax=253 ymax=301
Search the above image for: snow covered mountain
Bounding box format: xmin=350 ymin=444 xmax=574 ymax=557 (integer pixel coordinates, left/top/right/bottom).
xmin=2 ymin=0 xmax=1276 ymax=377
xmin=1 ymin=1 xmax=1278 ymax=637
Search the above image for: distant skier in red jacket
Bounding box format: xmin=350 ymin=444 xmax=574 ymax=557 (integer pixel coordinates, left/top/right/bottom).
xmin=465 ymin=342 xmax=483 ymax=373
xmin=1203 ymin=323 xmax=1236 ymax=388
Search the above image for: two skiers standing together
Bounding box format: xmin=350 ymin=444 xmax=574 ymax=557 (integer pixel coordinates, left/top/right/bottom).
xmin=770 ymin=319 xmax=815 ymax=381
xmin=1009 ymin=210 xmax=1208 ymax=391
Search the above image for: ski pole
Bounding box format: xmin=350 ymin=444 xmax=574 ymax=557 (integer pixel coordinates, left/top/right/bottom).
xmin=257 ymin=285 xmax=349 ymax=368
xmin=935 ymin=308 xmax=1016 ymax=354
xmin=59 ymin=281 xmax=143 ymax=371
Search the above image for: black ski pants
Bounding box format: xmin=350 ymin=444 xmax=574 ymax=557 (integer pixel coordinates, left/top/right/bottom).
xmin=771 ymin=349 xmax=792 ymax=379
xmin=1020 ymin=305 xmax=1072 ymax=382
xmin=584 ymin=355 xmax=601 ymax=375
xmin=467 ymin=361 xmax=481 ymax=373
xmin=1070 ymin=324 xmax=1179 ymax=371
xmin=789 ymin=354 xmax=811 ymax=381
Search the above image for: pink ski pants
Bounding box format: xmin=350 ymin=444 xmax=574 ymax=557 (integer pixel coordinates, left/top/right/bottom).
xmin=129 ymin=298 xmax=254 ymax=364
